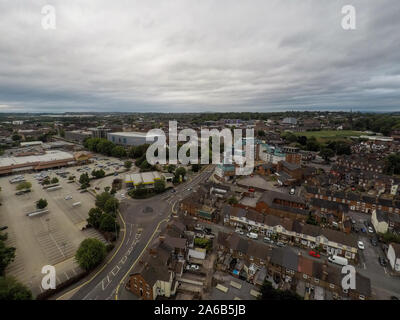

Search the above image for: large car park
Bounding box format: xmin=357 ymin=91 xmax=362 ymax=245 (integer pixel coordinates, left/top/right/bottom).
xmin=0 ymin=159 xmax=116 ymax=296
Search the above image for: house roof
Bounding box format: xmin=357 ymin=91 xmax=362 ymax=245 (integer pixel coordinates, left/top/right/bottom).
xmin=271 ymin=247 xmax=299 ymax=271
xmin=258 ymin=190 xmax=306 ymax=206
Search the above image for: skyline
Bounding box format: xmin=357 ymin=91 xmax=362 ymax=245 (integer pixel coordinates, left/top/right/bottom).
xmin=1 ymin=0 xmax=400 ymax=113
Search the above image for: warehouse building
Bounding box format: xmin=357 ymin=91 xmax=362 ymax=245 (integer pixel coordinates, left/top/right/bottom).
xmin=107 ymin=131 xmax=163 ymax=146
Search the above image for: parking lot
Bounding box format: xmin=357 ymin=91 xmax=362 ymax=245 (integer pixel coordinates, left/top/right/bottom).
xmin=0 ymin=167 xmax=108 ymax=296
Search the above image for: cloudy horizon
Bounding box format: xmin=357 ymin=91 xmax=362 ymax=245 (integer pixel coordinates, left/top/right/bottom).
xmin=0 ymin=0 xmax=399 ymax=113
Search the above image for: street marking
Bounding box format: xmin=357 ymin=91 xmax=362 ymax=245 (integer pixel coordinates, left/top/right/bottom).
xmin=101 ymin=276 xmax=111 ymax=291
xmin=64 ymin=272 xmax=70 ymax=280
xmin=111 ymin=265 xmax=120 ymax=276
xmin=120 ymin=256 xmax=127 ymax=264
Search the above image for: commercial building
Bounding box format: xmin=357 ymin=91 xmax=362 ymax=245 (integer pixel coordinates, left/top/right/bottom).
xmin=107 ymin=131 xmax=163 ymax=146
xmin=0 ymin=150 xmax=76 ymax=175
xmin=65 ymin=130 xmax=92 ymax=144
xmin=124 ymin=171 xmax=173 ymax=189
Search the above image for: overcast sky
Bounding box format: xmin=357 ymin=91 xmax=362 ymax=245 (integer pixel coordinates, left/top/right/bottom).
xmin=0 ymin=0 xmax=399 ymax=113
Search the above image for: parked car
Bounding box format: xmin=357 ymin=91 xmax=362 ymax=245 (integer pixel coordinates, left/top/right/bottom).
xmin=0 ymin=226 xmax=8 ymax=231
xmin=247 ymin=232 xmax=258 ymax=239
xmin=351 ymin=219 xmax=356 ymax=224
xmin=378 ymin=257 xmax=387 ymax=267
xmin=276 ymin=242 xmax=286 ymax=247
xmin=204 ymin=227 xmax=212 ymax=235
xmin=371 ymin=238 xmax=378 ymax=246
xmin=357 ymin=241 xmax=365 ymax=250
xmin=309 ymin=250 xmax=321 ymax=258
xmin=289 ymin=188 xmax=295 ymax=195
xmin=186 ymin=264 xmax=200 ymax=271
xmin=263 ymin=237 xmax=273 ymax=244
xmin=64 ymin=195 xmax=72 ymax=200
xmin=368 ymin=227 xmax=374 ymax=233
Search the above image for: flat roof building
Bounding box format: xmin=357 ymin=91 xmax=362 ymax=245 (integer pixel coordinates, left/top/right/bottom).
xmin=0 ymin=150 xmax=75 ymax=175
xmin=107 ymin=131 xmax=164 ymax=146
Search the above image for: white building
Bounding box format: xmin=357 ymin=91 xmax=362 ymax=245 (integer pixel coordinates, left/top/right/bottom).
xmin=387 ymin=243 xmax=400 ymax=272
xmin=107 ymin=131 xmax=164 ymax=146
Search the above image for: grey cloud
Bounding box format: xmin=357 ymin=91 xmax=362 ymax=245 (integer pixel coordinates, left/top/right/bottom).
xmin=0 ymin=0 xmax=399 ymax=113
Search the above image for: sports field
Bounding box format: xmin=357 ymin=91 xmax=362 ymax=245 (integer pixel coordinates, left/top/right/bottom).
xmin=294 ymin=130 xmax=366 ymax=142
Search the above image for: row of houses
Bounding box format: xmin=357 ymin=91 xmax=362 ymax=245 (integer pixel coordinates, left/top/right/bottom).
xmin=304 ymin=185 xmax=400 ymax=215
xmin=331 ymin=164 xmax=400 ymax=195
xmin=217 ymin=232 xmax=371 ymax=300
xmin=223 ymin=204 xmax=358 ymax=260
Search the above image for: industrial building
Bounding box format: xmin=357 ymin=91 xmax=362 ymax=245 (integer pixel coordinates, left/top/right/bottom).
xmin=107 ymin=131 xmax=163 ymax=146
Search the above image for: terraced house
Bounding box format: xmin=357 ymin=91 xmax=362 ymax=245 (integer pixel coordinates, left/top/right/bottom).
xmin=224 ymin=204 xmax=358 ymax=260
xmin=304 ymin=186 xmax=400 ymax=215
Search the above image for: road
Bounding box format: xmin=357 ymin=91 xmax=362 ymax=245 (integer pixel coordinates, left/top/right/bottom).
xmin=56 ymin=165 xmax=215 ymax=300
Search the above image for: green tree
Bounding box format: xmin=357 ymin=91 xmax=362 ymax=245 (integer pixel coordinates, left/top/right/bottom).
xmin=75 ymin=238 xmax=107 ymax=271
xmin=175 ymin=167 xmax=186 ymax=182
xmin=319 ymin=148 xmax=335 ymax=162
xmin=111 ymin=146 xmax=127 ymax=158
xmin=124 ymin=160 xmax=132 ymax=170
xmin=99 ymin=214 xmax=119 ymax=233
xmin=50 ymin=177 xmax=59 ymax=184
xmin=79 ymin=173 xmax=90 ymax=189
xmin=0 ymin=233 xmax=15 ymax=276
xmin=305 ymin=137 xmax=320 ymax=151
xmin=91 ymin=169 xmax=105 ymax=179
xmin=95 ymin=192 xmax=113 ymax=211
xmin=0 ymin=276 xmax=32 ymax=300
xmin=12 ymin=134 xmax=22 ymax=141
xmin=384 ymin=153 xmax=400 ymax=175
xmin=36 ymin=198 xmax=48 ymax=210
xmin=154 ymin=179 xmax=166 ymax=194
xmin=87 ymin=207 xmax=103 ymax=229
xmin=104 ymin=197 xmax=119 ymax=215
xmin=16 ymin=181 xmax=32 ymax=191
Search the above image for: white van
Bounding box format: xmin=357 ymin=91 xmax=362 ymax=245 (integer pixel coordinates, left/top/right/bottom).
xmin=247 ymin=232 xmax=258 ymax=239
xmin=328 ymin=255 xmax=348 ymax=266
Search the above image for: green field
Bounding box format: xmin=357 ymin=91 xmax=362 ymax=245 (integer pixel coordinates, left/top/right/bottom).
xmin=294 ymin=130 xmax=366 ymax=142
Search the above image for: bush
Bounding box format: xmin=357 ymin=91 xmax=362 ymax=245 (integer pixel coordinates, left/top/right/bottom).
xmin=0 ymin=276 xmax=32 ymax=300
xmin=16 ymin=181 xmax=32 ymax=191
xmin=36 ymin=198 xmax=48 ymax=210
xmin=75 ymin=238 xmax=107 ymax=271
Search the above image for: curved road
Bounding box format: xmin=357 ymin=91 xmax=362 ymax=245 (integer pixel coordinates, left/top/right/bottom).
xmin=56 ymin=165 xmax=215 ymax=300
